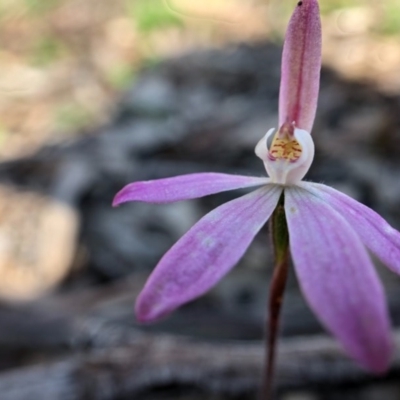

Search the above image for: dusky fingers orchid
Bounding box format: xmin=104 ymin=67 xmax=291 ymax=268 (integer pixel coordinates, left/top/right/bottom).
xmin=113 ymin=0 xmax=398 ymax=388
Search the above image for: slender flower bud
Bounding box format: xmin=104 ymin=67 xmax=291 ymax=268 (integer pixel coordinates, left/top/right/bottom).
xmin=279 ymin=0 xmax=321 ymax=133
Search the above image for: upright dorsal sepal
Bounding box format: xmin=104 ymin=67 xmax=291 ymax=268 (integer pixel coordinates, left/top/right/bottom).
xmin=279 ymin=0 xmax=322 ymax=133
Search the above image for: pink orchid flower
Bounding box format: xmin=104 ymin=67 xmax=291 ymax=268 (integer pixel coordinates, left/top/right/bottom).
xmin=113 ymin=0 xmax=399 ymax=374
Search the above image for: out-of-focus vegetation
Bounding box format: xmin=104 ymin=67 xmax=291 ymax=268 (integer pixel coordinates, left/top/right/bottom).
xmin=379 ymin=1 xmax=400 ymax=36
xmin=127 ymin=0 xmax=183 ymax=33
xmin=318 ymin=0 xmax=400 ymax=36
xmin=0 ymin=0 xmax=398 ymax=159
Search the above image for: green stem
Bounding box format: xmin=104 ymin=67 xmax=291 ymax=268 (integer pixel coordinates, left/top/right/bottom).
xmin=261 ymin=192 xmax=289 ymax=400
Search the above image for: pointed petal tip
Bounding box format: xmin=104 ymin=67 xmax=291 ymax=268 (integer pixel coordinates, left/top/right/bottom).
xmin=343 ymin=318 xmax=393 ymax=375
xmin=303 ymin=0 xmax=320 ymax=9
xmin=112 ymin=185 xmax=132 ymax=207
xmin=134 ymin=308 xmax=157 ymax=324
xmin=361 ymin=355 xmax=391 ymax=376
xmin=112 ymin=183 xmax=141 ymax=207
xmin=112 ymin=192 xmax=123 ymax=207
xmin=370 ymin=360 xmax=391 ymax=376
xmin=135 ymin=294 xmax=171 ymax=324
xmin=362 ymin=337 xmax=393 ymax=375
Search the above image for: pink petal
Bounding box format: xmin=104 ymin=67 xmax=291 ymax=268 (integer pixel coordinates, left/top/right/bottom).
xmin=279 ymin=0 xmax=321 ymax=133
xmin=299 ymin=182 xmax=400 ymax=276
xmin=113 ymin=173 xmax=269 ymax=206
xmin=135 ymin=185 xmax=282 ymax=322
xmin=285 ymin=186 xmax=392 ymax=373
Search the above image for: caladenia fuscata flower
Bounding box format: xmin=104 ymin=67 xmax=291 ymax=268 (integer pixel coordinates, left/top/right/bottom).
xmin=113 ymin=0 xmax=400 ymax=384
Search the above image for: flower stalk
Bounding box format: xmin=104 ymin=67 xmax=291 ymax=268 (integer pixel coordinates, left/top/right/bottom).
xmin=262 ymin=193 xmax=289 ymax=400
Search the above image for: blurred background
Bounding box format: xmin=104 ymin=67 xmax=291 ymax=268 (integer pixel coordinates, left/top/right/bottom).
xmin=0 ymin=0 xmax=400 ymax=399
xmin=1 ymin=0 xmax=400 ymax=159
